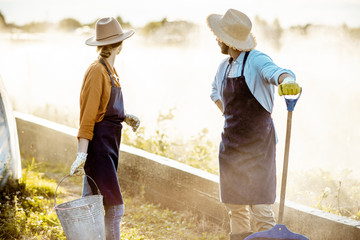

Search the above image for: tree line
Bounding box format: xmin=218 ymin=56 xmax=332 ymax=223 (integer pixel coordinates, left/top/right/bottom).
xmin=1 ymin=10 xmax=359 ymax=41
xmin=0 ymin=11 xmax=131 ymax=33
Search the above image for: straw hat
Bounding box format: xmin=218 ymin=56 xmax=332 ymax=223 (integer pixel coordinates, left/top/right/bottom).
xmin=86 ymin=17 xmax=134 ymax=46
xmin=207 ymin=9 xmax=256 ymax=51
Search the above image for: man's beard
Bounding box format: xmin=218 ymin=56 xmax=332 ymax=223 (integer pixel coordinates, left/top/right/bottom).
xmin=220 ymin=44 xmax=229 ymax=55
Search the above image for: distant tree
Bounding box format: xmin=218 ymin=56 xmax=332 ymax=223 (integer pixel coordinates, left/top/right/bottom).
xmin=254 ymin=15 xmax=268 ymax=27
xmin=58 ymin=18 xmax=82 ymax=32
xmin=21 ymin=21 xmax=52 ymax=33
xmin=116 ymin=16 xmax=131 ymax=28
xmin=83 ymin=16 xmax=131 ymax=30
xmin=142 ymin=17 xmax=168 ymax=35
xmin=273 ymin=18 xmax=282 ymax=33
xmin=253 ymin=15 xmax=283 ymax=50
xmin=0 ymin=11 xmax=6 ymax=29
xmin=86 ymin=19 xmax=97 ymax=29
xmin=343 ymin=23 xmax=360 ymax=39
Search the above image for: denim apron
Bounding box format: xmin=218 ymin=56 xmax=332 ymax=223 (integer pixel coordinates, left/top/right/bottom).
xmin=219 ymin=51 xmax=276 ymax=205
xmin=84 ymin=58 xmax=126 ymax=206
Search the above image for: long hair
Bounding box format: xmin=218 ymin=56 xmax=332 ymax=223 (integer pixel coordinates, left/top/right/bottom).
xmin=97 ymin=41 xmax=122 ymax=58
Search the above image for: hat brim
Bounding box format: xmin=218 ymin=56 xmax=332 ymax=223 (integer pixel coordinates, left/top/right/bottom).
xmin=85 ymin=29 xmax=135 ymax=46
xmin=207 ymin=14 xmax=256 ymax=51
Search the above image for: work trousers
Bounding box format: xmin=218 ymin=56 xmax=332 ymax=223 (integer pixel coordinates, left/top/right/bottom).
xmin=225 ymin=203 xmax=276 ymax=234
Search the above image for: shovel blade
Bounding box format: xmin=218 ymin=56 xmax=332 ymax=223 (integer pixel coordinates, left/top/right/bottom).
xmin=244 ymin=224 xmax=309 ymax=240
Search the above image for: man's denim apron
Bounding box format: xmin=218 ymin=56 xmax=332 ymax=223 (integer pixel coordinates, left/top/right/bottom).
xmin=219 ymin=51 xmax=276 ymax=205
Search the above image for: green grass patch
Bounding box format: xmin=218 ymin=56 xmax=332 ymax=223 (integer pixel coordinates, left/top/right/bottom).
xmin=0 ymin=159 xmax=227 ymax=239
xmin=0 ymin=162 xmax=65 ymax=239
xmin=122 ymin=197 xmax=227 ymax=240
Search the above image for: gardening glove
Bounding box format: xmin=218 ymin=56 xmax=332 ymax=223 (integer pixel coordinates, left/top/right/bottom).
xmin=70 ymin=152 xmax=87 ymax=175
xmin=278 ymin=76 xmax=301 ymax=96
xmin=124 ymin=114 xmax=140 ymax=132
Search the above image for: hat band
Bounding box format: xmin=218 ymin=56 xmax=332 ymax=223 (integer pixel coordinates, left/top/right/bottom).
xmin=96 ymin=33 xmax=122 ymax=41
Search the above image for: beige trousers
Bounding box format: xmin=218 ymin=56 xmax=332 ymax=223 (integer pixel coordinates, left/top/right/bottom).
xmin=225 ymin=203 xmax=276 ymax=234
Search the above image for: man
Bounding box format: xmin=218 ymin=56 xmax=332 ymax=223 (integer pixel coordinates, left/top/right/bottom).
xmin=207 ymin=9 xmax=300 ymax=240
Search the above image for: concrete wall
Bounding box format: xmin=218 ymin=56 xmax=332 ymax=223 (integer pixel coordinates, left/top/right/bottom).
xmin=15 ymin=112 xmax=360 ymax=240
xmin=15 ymin=112 xmax=78 ymax=171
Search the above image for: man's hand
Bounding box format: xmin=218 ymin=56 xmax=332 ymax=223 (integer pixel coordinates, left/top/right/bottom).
xmin=278 ymin=76 xmax=301 ymax=96
xmin=124 ymin=114 xmax=140 ymax=132
xmin=70 ymin=152 xmax=87 ymax=175
xmin=215 ymin=99 xmax=224 ymax=113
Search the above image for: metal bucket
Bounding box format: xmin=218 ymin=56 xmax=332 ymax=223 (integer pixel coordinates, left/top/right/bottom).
xmin=54 ymin=175 xmax=105 ymax=240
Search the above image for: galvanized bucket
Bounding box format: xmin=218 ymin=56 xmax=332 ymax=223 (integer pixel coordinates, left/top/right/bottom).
xmin=54 ymin=175 xmax=105 ymax=240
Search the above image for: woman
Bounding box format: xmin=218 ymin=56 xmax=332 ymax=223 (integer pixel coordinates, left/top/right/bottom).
xmin=70 ymin=17 xmax=140 ymax=240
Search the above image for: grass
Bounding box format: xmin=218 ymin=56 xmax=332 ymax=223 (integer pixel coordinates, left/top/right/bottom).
xmin=0 ymin=159 xmax=65 ymax=239
xmin=2 ymin=110 xmax=358 ymax=238
xmin=0 ymin=158 xmax=227 ymax=239
xmin=121 ymin=198 xmax=227 ymax=240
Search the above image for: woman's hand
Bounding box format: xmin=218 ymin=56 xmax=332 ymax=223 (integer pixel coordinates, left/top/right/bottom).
xmin=70 ymin=152 xmax=87 ymax=175
xmin=124 ymin=114 xmax=140 ymax=132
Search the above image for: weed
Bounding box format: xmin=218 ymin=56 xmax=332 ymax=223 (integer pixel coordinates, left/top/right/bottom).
xmin=286 ymin=169 xmax=360 ymax=220
xmin=122 ymin=109 xmax=218 ymax=175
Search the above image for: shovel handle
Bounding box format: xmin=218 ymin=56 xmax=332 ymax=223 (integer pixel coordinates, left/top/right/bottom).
xmin=278 ymin=89 xmax=302 ymax=224
xmin=54 ymin=174 xmax=101 ymax=207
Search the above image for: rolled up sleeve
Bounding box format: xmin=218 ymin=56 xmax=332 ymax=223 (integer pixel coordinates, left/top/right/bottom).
xmin=256 ymin=53 xmax=296 ymax=86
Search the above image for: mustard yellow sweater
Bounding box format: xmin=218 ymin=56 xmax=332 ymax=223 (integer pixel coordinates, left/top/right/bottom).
xmin=77 ymin=58 xmax=120 ymax=140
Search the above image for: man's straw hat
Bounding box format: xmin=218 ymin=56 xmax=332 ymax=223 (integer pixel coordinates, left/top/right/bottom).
xmin=207 ymin=9 xmax=256 ymax=51
xmin=86 ymin=17 xmax=134 ymax=46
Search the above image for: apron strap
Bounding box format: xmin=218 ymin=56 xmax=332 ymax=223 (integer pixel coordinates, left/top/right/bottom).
xmin=221 ymin=52 xmax=251 ymax=98
xmin=99 ymin=58 xmax=115 ymax=87
xmin=223 ymin=51 xmax=251 ymax=80
xmin=241 ymin=51 xmax=250 ymax=77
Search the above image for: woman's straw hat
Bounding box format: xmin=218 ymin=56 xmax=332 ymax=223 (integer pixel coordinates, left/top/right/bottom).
xmin=86 ymin=17 xmax=134 ymax=46
xmin=207 ymin=9 xmax=256 ymax=51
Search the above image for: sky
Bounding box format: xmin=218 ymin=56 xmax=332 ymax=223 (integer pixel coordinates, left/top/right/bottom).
xmin=1 ymin=0 xmax=360 ymax=28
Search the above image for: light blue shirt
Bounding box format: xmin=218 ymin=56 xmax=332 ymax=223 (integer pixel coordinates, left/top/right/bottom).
xmin=210 ymin=50 xmax=296 ymax=113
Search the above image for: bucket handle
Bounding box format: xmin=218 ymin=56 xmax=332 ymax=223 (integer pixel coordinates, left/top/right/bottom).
xmin=54 ymin=174 xmax=101 ymax=207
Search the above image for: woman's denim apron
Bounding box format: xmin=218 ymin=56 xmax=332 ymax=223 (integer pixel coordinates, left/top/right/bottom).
xmin=84 ymin=58 xmax=126 ymax=206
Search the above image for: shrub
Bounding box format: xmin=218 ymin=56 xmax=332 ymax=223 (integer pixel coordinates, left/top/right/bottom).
xmin=58 ymin=18 xmax=82 ymax=32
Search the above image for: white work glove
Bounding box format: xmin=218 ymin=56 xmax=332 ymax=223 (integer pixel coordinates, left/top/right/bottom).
xmin=124 ymin=114 xmax=140 ymax=132
xmin=70 ymin=152 xmax=87 ymax=175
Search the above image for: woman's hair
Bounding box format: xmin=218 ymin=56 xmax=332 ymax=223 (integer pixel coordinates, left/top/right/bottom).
xmin=97 ymin=41 xmax=122 ymax=58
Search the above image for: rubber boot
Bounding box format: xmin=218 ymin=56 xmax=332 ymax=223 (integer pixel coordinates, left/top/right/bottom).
xmin=230 ymin=232 xmax=253 ymax=240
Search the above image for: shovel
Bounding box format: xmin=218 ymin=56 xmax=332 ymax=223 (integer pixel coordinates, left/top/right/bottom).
xmin=245 ymin=90 xmax=310 ymax=240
